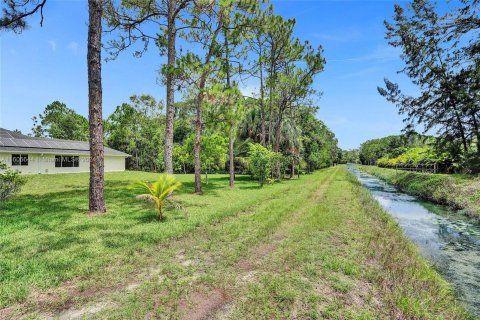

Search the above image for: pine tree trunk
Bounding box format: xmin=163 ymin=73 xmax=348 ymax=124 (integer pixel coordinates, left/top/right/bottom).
xmin=267 ymin=54 xmax=275 ymax=147
xmin=267 ymin=80 xmax=273 ymax=146
xmin=87 ymin=0 xmax=106 ymax=213
xmin=229 ymin=130 xmax=235 ymax=187
xmin=273 ymin=116 xmax=283 ymax=180
xmin=193 ymin=22 xmax=221 ymax=194
xmin=223 ymin=29 xmax=235 ymax=188
xmin=194 ymin=81 xmax=205 ymax=194
xmin=290 ymin=158 xmax=295 ymax=179
xmin=259 ymin=44 xmax=266 ymax=146
xmin=451 ymin=99 xmax=469 ymax=153
xmin=471 ymin=112 xmax=480 ymax=155
xmin=455 ymin=111 xmax=468 ymax=153
xmin=273 ymin=114 xmax=282 ymax=152
xmin=164 ymin=7 xmax=176 ymax=174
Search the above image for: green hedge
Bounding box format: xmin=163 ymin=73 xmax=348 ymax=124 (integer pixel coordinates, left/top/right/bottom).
xmin=376 ymin=147 xmax=451 ymax=169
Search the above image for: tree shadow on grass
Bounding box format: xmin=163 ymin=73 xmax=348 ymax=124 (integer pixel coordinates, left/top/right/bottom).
xmin=0 ymin=173 xmax=258 ymax=244
xmin=238 ymin=184 xmax=263 ymax=190
xmin=0 ymin=192 xmax=88 ymax=232
xmin=0 ymin=173 xmax=265 ymax=302
xmin=133 ymin=210 xmax=188 ymax=224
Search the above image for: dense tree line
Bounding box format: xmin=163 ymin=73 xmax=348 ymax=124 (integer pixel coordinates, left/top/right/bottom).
xmin=378 ymin=0 xmax=480 ymax=173
xmin=32 ymin=101 xmax=89 ymax=141
xmin=358 ymin=133 xmax=459 ymax=172
xmin=359 ymin=134 xmax=429 ymax=165
xmin=339 ymin=149 xmax=360 ymax=164
xmin=31 ymin=94 xmax=339 ymax=183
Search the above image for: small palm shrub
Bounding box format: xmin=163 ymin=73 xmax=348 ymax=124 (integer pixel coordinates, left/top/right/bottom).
xmin=265 ymin=177 xmax=278 ymax=185
xmin=134 ymin=174 xmax=182 ymax=220
xmin=0 ymin=161 xmax=27 ymax=201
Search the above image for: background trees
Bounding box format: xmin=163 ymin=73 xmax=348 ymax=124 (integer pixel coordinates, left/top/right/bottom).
xmin=105 ymin=95 xmax=165 ymax=171
xmin=104 ymin=0 xmax=194 ymax=174
xmin=5 ymin=0 xmax=340 ymax=194
xmin=379 ymin=0 xmax=480 ymax=173
xmin=32 ymin=101 xmax=89 ymax=140
xmin=358 ymin=134 xmax=428 ymax=165
xmin=357 ymin=133 xmax=459 ymax=172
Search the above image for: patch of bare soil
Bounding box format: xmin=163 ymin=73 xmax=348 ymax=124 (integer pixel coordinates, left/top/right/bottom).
xmin=56 ymin=301 xmax=118 ymax=320
xmin=0 ymin=306 xmax=16 ymax=320
xmin=237 ymin=242 xmax=279 ymax=272
xmin=179 ymin=288 xmax=229 ymax=320
xmin=5 ymin=265 xmax=165 ymax=320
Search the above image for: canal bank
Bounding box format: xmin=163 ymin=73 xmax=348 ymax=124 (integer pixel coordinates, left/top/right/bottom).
xmin=358 ymin=165 xmax=480 ymax=220
xmin=350 ymin=165 xmax=480 ymax=316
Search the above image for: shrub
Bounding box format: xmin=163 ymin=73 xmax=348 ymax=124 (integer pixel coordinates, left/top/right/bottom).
xmin=248 ymin=143 xmax=274 ymax=186
xmin=376 ymin=147 xmax=452 ymax=170
xmin=0 ymin=161 xmax=27 ymax=201
xmin=134 ymin=174 xmax=182 ymax=220
xmin=270 ymin=150 xmax=287 ymax=179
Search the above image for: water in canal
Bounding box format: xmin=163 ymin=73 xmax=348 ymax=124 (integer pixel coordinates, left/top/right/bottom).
xmin=348 ymin=165 xmax=480 ymax=316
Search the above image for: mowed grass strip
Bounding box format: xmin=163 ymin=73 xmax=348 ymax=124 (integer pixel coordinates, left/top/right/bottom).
xmin=227 ymin=167 xmax=473 ymax=319
xmin=76 ymin=168 xmax=336 ymax=319
xmin=0 ymin=171 xmax=324 ymax=309
xmin=1 ymin=167 xmax=473 ymax=319
xmin=41 ymin=166 xmax=472 ymax=320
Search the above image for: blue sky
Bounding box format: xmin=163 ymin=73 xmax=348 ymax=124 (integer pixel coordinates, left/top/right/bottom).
xmin=1 ymin=0 xmax=417 ymax=149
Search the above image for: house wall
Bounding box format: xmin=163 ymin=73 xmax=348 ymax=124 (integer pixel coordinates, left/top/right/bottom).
xmin=104 ymin=156 xmax=126 ymax=172
xmin=0 ymin=152 xmax=126 ymax=174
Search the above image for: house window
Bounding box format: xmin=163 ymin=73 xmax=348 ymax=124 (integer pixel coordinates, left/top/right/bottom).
xmin=55 ymin=155 xmax=79 ymax=168
xmin=55 ymin=156 xmax=61 ymax=167
xmin=12 ymin=154 xmax=28 ymax=166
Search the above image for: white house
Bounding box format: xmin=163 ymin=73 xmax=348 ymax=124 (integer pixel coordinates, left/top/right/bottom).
xmin=0 ymin=128 xmax=129 ymax=174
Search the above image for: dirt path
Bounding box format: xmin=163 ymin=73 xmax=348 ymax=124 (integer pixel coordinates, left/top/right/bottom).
xmin=208 ymin=170 xmax=337 ymax=320
xmin=8 ymin=169 xmax=336 ymax=320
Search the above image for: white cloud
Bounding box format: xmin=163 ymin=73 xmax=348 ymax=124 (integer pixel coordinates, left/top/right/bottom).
xmin=329 ymin=45 xmax=401 ymax=63
xmin=67 ymin=41 xmax=79 ymax=55
xmin=47 ymin=40 xmax=56 ymax=52
xmin=310 ymin=29 xmax=362 ymax=43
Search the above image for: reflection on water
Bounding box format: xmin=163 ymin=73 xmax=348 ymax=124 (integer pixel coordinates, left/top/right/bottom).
xmin=348 ymin=165 xmax=480 ymax=316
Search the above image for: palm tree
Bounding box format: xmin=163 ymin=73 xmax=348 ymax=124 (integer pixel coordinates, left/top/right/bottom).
xmin=135 ymin=174 xmax=182 ymax=220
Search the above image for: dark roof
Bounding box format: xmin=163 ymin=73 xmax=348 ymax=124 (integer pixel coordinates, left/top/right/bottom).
xmin=0 ymin=128 xmax=129 ymax=157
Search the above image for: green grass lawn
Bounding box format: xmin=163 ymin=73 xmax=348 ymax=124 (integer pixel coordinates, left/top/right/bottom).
xmin=1 ymin=171 xmax=306 ymax=307
xmin=0 ymin=168 xmax=474 ymax=319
